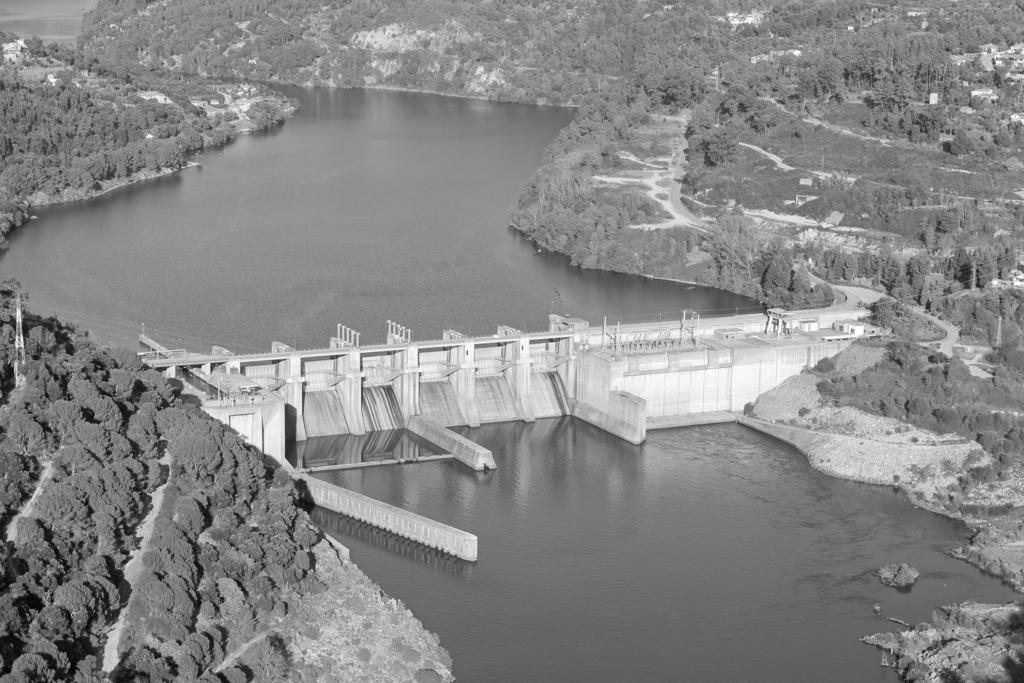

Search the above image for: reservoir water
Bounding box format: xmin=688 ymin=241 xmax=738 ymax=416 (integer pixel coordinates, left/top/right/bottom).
xmin=317 ymin=421 xmax=1017 ymax=682
xmin=2 ymin=86 xmax=751 ymax=351
xmin=0 ymin=20 xmax=1017 ymax=682
xmin=0 ymin=0 xmax=93 ymax=43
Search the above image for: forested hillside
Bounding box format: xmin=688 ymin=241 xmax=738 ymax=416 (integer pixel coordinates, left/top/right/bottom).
xmin=79 ymin=0 xmax=1024 ymax=309
xmin=0 ymin=284 xmax=451 ymax=681
xmin=0 ymin=37 xmax=292 ymax=248
xmin=508 ymin=0 xmax=1024 ymax=308
xmin=82 ymin=0 xmax=718 ymax=105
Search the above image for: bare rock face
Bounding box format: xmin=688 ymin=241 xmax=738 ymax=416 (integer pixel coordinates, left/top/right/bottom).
xmin=864 ymin=602 xmax=1024 ymax=683
xmin=878 ymin=563 xmax=921 ymax=589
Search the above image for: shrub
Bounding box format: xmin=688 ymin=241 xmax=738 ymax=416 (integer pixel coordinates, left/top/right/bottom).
xmin=814 ymin=356 xmax=836 ymax=373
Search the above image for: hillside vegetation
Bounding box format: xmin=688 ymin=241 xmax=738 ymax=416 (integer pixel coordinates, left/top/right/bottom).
xmin=0 ymin=37 xmax=292 ymax=248
xmin=0 ymin=284 xmax=451 ymax=681
xmin=83 ymin=0 xmax=712 ymax=105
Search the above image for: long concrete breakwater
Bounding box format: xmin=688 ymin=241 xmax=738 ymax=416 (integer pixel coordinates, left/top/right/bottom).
xmin=296 ymin=473 xmax=479 ymax=561
xmin=269 ymin=442 xmax=480 ymax=561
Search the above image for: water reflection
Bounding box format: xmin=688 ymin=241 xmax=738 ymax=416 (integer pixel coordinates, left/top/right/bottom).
xmin=288 ymin=430 xmax=442 ymax=469
xmin=318 ymin=421 xmax=1018 ymax=682
xmin=6 ymin=86 xmax=751 ymax=351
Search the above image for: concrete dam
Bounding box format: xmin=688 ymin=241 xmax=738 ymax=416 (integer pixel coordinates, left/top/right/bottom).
xmin=142 ymin=306 xmax=874 ymax=560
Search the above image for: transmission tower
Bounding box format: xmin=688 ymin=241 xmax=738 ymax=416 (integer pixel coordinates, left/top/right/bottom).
xmin=13 ymin=293 xmax=25 ymax=388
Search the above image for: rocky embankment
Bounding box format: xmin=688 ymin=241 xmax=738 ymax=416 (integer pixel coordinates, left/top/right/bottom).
xmin=863 ymin=602 xmax=1024 ymax=682
xmin=748 ymin=343 xmax=1024 ymax=681
xmin=0 ymin=196 xmax=29 ymax=247
xmin=262 ymin=541 xmax=453 ymax=682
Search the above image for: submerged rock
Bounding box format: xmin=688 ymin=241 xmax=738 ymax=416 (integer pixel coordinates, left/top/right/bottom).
xmin=878 ymin=563 xmax=921 ymax=589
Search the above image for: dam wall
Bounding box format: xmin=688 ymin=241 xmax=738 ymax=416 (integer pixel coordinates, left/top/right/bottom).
xmin=147 ymin=310 xmax=871 ymax=450
xmin=203 ymin=397 xmax=287 ymax=463
xmin=616 ymin=338 xmax=855 ymax=420
xmin=573 ymin=350 xmax=646 ymax=444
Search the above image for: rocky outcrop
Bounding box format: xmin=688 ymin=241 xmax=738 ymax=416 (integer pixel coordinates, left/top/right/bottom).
xmin=0 ymin=195 xmax=29 ymax=247
xmin=877 ymin=563 xmax=920 ymax=589
xmin=864 ymin=602 xmax=1024 ymax=683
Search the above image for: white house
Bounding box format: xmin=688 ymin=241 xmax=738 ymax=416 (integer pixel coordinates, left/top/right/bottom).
xmin=971 ymin=88 xmax=999 ymax=102
xmin=1 ymin=39 xmax=25 ymax=64
xmin=137 ymin=90 xmax=172 ymax=105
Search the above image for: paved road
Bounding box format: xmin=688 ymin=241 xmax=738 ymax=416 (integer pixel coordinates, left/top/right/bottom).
xmin=912 ymin=305 xmax=959 ymax=356
xmin=803 ymin=270 xmax=885 ymax=310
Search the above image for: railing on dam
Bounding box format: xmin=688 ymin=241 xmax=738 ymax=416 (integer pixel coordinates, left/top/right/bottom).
xmin=141 ymin=327 xmax=576 ymax=369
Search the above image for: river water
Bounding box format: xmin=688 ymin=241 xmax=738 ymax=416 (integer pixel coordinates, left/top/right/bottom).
xmin=0 ymin=0 xmax=92 ymax=42
xmin=0 ymin=10 xmax=1018 ymax=682
xmin=318 ymin=421 xmax=1016 ymax=682
xmin=2 ymin=86 xmax=752 ymax=351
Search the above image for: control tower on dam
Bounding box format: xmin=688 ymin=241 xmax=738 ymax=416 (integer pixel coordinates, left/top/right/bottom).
xmin=141 ymin=305 xmax=877 ymax=455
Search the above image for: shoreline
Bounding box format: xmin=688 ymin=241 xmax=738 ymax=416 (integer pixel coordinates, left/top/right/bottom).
xmin=742 ymin=376 xmax=1024 ymax=681
xmin=355 ymin=82 xmax=580 ymax=108
xmin=27 ymin=161 xmax=201 ymax=211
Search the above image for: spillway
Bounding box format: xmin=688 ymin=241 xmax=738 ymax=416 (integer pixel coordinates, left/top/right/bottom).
xmin=418 ymin=380 xmax=465 ymax=426
xmin=362 ymin=384 xmax=404 ymax=431
xmin=303 ymin=389 xmax=350 ymax=437
xmin=475 ymin=375 xmax=519 ymax=423
xmin=528 ymin=371 xmax=569 ymax=419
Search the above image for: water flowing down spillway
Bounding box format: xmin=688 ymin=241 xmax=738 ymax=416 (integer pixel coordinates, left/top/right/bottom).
xmin=473 ymin=375 xmax=519 ymax=423
xmin=527 ymin=371 xmax=569 ymax=418
xmin=418 ymin=380 xmax=465 ymax=426
xmin=361 ymin=385 xmax=404 ymax=432
xmin=302 ymin=389 xmax=349 ymax=437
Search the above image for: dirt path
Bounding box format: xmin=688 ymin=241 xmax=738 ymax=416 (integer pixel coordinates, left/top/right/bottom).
xmin=737 ymin=141 xmax=795 ymax=171
xmin=804 ymin=271 xmax=885 ymax=309
xmin=592 ymin=166 xmax=707 ymax=231
xmin=102 ymin=456 xmax=172 ymax=673
xmin=6 ymin=461 xmax=54 ymax=543
xmin=213 ymin=630 xmax=271 ymax=674
xmin=589 ymin=112 xmax=710 ymax=231
xmin=911 ymin=305 xmax=959 ymax=356
xmin=759 ymin=97 xmax=899 ymax=147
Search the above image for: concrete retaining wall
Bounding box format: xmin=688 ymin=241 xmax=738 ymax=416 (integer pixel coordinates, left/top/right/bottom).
xmin=572 ymin=392 xmax=646 ymax=444
xmin=204 ymin=398 xmax=287 ymax=463
xmin=406 ymin=415 xmax=496 ymax=470
xmin=618 ymin=339 xmax=853 ymax=418
xmin=573 ymin=350 xmax=646 ymax=443
xmin=736 ymin=416 xmax=829 ymax=457
xmin=295 ymin=473 xmax=479 ymax=561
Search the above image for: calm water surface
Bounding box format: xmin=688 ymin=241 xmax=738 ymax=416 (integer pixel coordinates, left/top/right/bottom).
xmin=2 ymin=87 xmax=749 ymax=350
xmin=0 ymin=0 xmax=93 ymax=42
xmin=0 ymin=44 xmax=1013 ymax=682
xmin=318 ymin=421 xmax=1018 ymax=682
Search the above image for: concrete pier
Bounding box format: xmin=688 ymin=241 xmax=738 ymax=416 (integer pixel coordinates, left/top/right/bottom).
xmin=295 ymin=474 xmax=478 ymax=561
xmin=406 ymin=415 xmax=496 ymax=470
